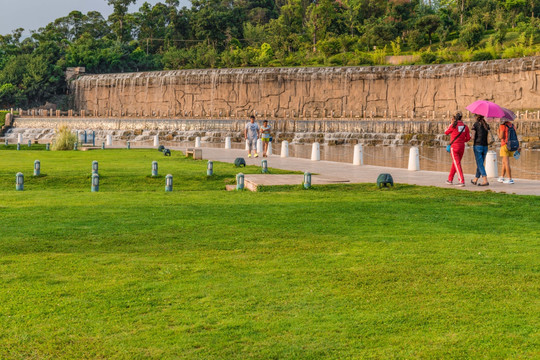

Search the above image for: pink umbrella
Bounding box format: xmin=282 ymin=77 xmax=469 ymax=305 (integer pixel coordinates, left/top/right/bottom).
xmin=500 ymin=107 xmax=516 ymax=121
xmin=466 ymin=100 xmax=505 ymax=118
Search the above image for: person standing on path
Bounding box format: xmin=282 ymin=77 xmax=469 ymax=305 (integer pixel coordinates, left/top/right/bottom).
xmin=260 ymin=120 xmax=271 ymax=157
xmin=445 ymin=112 xmax=471 ymax=187
xmin=471 ymin=114 xmax=490 ymax=186
xmin=497 ymin=119 xmax=520 ymax=184
xmin=245 ymin=115 xmax=260 ymax=158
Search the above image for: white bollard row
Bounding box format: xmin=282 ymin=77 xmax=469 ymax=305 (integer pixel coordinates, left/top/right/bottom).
xmin=18 ymin=133 xmax=23 ymax=144
xmin=353 ymin=144 xmax=363 ymax=165
xmin=311 ymin=142 xmax=320 ymax=161
xmin=195 ymin=136 xmax=201 ymax=148
xmin=245 ymin=139 xmax=249 ymax=151
xmin=153 ymin=135 xmax=159 ymax=147
xmin=267 ymin=141 xmax=273 ymax=156
xmin=225 ymin=137 xmax=231 ymax=149
xmin=256 ymin=139 xmax=263 ymax=154
xmin=408 ymin=146 xmax=420 ymax=171
xmin=106 ymin=134 xmax=112 ymax=146
xmin=281 ymin=141 xmax=289 ymax=158
xmin=485 ymin=150 xmax=498 ymax=178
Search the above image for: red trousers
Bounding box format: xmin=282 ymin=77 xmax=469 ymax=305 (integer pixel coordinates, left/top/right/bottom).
xmin=449 ymin=145 xmax=465 ymax=183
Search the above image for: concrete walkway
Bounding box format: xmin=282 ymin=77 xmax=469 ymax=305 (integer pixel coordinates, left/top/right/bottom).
xmin=196 ymin=147 xmax=540 ymax=196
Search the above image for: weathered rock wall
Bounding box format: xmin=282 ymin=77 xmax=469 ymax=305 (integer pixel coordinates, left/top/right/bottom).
xmin=71 ymin=57 xmax=540 ymax=118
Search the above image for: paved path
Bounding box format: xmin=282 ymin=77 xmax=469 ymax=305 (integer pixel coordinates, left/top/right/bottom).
xmin=196 ymin=147 xmax=540 ymax=196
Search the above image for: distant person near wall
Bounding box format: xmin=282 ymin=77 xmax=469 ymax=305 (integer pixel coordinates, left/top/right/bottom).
xmin=245 ymin=115 xmax=260 ymax=158
xmin=260 ymin=120 xmax=271 ymax=157
xmin=497 ymin=119 xmax=520 ymax=184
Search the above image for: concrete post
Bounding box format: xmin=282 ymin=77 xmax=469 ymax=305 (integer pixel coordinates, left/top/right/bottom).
xmin=106 ymin=134 xmax=112 ymax=146
xmin=207 ymin=161 xmax=213 ymax=176
xmin=127 ymin=141 xmax=130 ymax=149
xmin=4 ymin=139 xmax=8 ymax=146
xmin=225 ymin=137 xmax=231 ymax=149
xmin=261 ymin=159 xmax=268 ymax=174
xmin=281 ymin=141 xmax=289 ymax=158
xmin=304 ymin=172 xmax=311 ymax=189
xmin=91 ymin=173 xmax=99 ymax=192
xmin=74 ymin=142 xmax=77 ymax=151
xmin=16 ymin=172 xmax=24 ymax=191
xmin=101 ymin=142 xmax=105 ymax=150
xmin=267 ymin=141 xmax=273 ymax=156
xmin=485 ymin=151 xmax=498 ymax=178
xmin=34 ymin=160 xmax=40 ymax=176
xmin=256 ymin=139 xmax=263 ymax=154
xmin=195 ymin=136 xmax=201 ymax=148
xmin=311 ymin=142 xmax=320 ymax=161
xmin=46 ymin=143 xmax=50 ymax=151
xmin=18 ymin=133 xmax=23 ymax=144
xmin=152 ymin=161 xmax=158 ymax=177
xmin=245 ymin=139 xmax=249 ymax=151
xmin=92 ymin=161 xmax=98 ymax=174
xmin=154 ymin=135 xmax=159 ymax=147
xmin=165 ymin=174 xmax=173 ymax=192
xmin=17 ymin=143 xmax=20 ymax=151
xmin=27 ymin=140 xmax=31 ymax=148
xmin=408 ymin=147 xmax=420 ymax=171
xmin=353 ymin=144 xmax=364 ymax=165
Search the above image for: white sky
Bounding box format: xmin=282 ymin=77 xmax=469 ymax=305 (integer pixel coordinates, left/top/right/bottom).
xmin=0 ymin=0 xmax=191 ymax=36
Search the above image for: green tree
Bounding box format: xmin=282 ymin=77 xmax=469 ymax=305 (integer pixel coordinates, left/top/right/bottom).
xmin=107 ymin=0 xmax=136 ymax=42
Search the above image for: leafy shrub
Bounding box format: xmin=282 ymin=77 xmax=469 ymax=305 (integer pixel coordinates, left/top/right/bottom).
xmin=52 ymin=125 xmax=77 ymax=151
xmin=420 ymin=51 xmax=438 ymax=64
xmin=460 ymin=23 xmax=484 ymax=48
xmin=471 ymin=51 xmax=494 ymax=61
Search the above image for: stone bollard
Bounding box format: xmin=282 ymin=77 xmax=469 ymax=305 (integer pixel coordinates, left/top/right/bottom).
xmin=236 ymin=173 xmax=244 ymax=190
xmin=106 ymin=134 xmax=112 ymax=146
xmin=5 ymin=139 xmax=8 ymax=146
xmin=46 ymin=143 xmax=50 ymax=151
xmin=311 ymin=142 xmax=320 ymax=161
xmin=17 ymin=143 xmax=20 ymax=151
xmin=101 ymin=142 xmax=105 ymax=150
xmin=281 ymin=141 xmax=289 ymax=158
xmin=127 ymin=141 xmax=130 ymax=150
xmin=152 ymin=161 xmax=158 ymax=177
xmin=165 ymin=174 xmax=173 ymax=192
xmin=91 ymin=173 xmax=99 ymax=192
xmin=18 ymin=133 xmax=23 ymax=144
xmin=225 ymin=137 xmax=231 ymax=149
xmin=353 ymin=144 xmax=363 ymax=166
xmin=74 ymin=142 xmax=78 ymax=151
xmin=16 ymin=172 xmax=24 ymax=191
xmin=207 ymin=161 xmax=213 ymax=176
xmin=28 ymin=140 xmax=31 ymax=148
xmin=304 ymin=172 xmax=311 ymax=189
xmin=34 ymin=160 xmax=40 ymax=176
xmin=408 ymin=147 xmax=420 ymax=171
xmin=195 ymin=136 xmax=201 ymax=148
xmin=245 ymin=139 xmax=249 ymax=151
xmin=154 ymin=135 xmax=159 ymax=147
xmin=485 ymin=151 xmax=498 ymax=178
xmin=256 ymin=139 xmax=263 ymax=154
xmin=261 ymin=159 xmax=268 ymax=174
xmin=267 ymin=141 xmax=273 ymax=156
xmin=92 ymin=161 xmax=98 ymax=174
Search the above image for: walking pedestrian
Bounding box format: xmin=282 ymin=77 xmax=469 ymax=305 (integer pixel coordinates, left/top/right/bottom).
xmin=471 ymin=114 xmax=490 ymax=186
xmin=260 ymin=120 xmax=271 ymax=157
xmin=445 ymin=112 xmax=471 ymax=186
xmin=497 ymin=119 xmax=520 ymax=184
xmin=245 ymin=115 xmax=260 ymax=158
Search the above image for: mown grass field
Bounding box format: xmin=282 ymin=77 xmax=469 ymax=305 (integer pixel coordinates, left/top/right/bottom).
xmin=0 ymin=149 xmax=539 ymax=359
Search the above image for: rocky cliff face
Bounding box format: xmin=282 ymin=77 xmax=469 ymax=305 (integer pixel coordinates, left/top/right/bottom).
xmin=71 ymin=57 xmax=540 ymax=119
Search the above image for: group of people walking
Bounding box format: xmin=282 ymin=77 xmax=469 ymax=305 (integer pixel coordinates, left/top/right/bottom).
xmin=445 ymin=112 xmax=520 ymax=186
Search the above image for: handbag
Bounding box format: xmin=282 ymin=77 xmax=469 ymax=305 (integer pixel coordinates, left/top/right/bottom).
xmin=446 ymin=126 xmax=466 ymax=153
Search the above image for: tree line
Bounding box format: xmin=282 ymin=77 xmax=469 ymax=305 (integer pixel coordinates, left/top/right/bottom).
xmin=0 ymin=0 xmax=539 ymax=108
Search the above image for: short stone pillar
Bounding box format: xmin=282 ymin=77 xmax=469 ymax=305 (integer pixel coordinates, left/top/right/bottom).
xmin=74 ymin=142 xmax=78 ymax=151
xmin=18 ymin=133 xmax=23 ymax=144
xmin=281 ymin=141 xmax=289 ymax=158
xmin=303 ymin=172 xmax=311 ymax=189
xmin=28 ymin=140 xmax=31 ymax=148
xmin=106 ymin=134 xmax=112 ymax=146
xmin=46 ymin=143 xmax=50 ymax=151
xmin=4 ymin=139 xmax=8 ymax=146
xmin=207 ymin=161 xmax=213 ymax=176
xmin=353 ymin=144 xmax=363 ymax=165
xmin=256 ymin=139 xmax=263 ymax=154
xmin=267 ymin=141 xmax=273 ymax=156
xmin=101 ymin=142 xmax=105 ymax=150
xmin=154 ymin=135 xmax=159 ymax=147
xmin=485 ymin=151 xmax=498 ymax=178
xmin=127 ymin=141 xmax=130 ymax=149
xmin=17 ymin=143 xmax=20 ymax=151
xmin=34 ymin=160 xmax=40 ymax=176
xmin=195 ymin=136 xmax=201 ymax=148
xmin=408 ymin=147 xmax=420 ymax=171
xmin=236 ymin=173 xmax=244 ymax=190
xmin=165 ymin=174 xmax=173 ymax=192
xmin=92 ymin=160 xmax=98 ymax=174
xmin=152 ymin=161 xmax=158 ymax=177
xmin=225 ymin=137 xmax=231 ymax=149
xmin=245 ymin=139 xmax=249 ymax=151
xmin=311 ymin=142 xmax=320 ymax=161
xmin=16 ymin=172 xmax=24 ymax=191
xmin=91 ymin=173 xmax=99 ymax=192
xmin=261 ymin=159 xmax=268 ymax=174
xmin=5 ymin=113 xmax=12 ymax=126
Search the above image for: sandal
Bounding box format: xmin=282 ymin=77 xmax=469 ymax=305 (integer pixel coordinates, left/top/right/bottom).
xmin=478 ymin=182 xmax=490 ymax=186
xmin=471 ymin=179 xmax=478 ymax=185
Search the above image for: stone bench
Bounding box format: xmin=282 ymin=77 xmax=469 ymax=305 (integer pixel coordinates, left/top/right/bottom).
xmin=185 ymin=148 xmax=203 ymax=160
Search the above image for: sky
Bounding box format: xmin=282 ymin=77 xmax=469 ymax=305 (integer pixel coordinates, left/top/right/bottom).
xmin=0 ymin=0 xmax=191 ymax=36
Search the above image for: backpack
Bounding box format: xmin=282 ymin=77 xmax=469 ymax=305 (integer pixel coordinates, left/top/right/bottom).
xmin=506 ymin=124 xmax=519 ymax=151
xmin=234 ymin=157 xmax=246 ymax=167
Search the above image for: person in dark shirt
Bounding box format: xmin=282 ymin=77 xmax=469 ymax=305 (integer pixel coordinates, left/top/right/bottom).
xmin=471 ymin=114 xmax=490 ymax=186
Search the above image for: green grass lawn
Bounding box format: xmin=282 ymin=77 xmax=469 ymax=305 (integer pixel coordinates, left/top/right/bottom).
xmin=0 ymin=149 xmax=539 ymax=359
